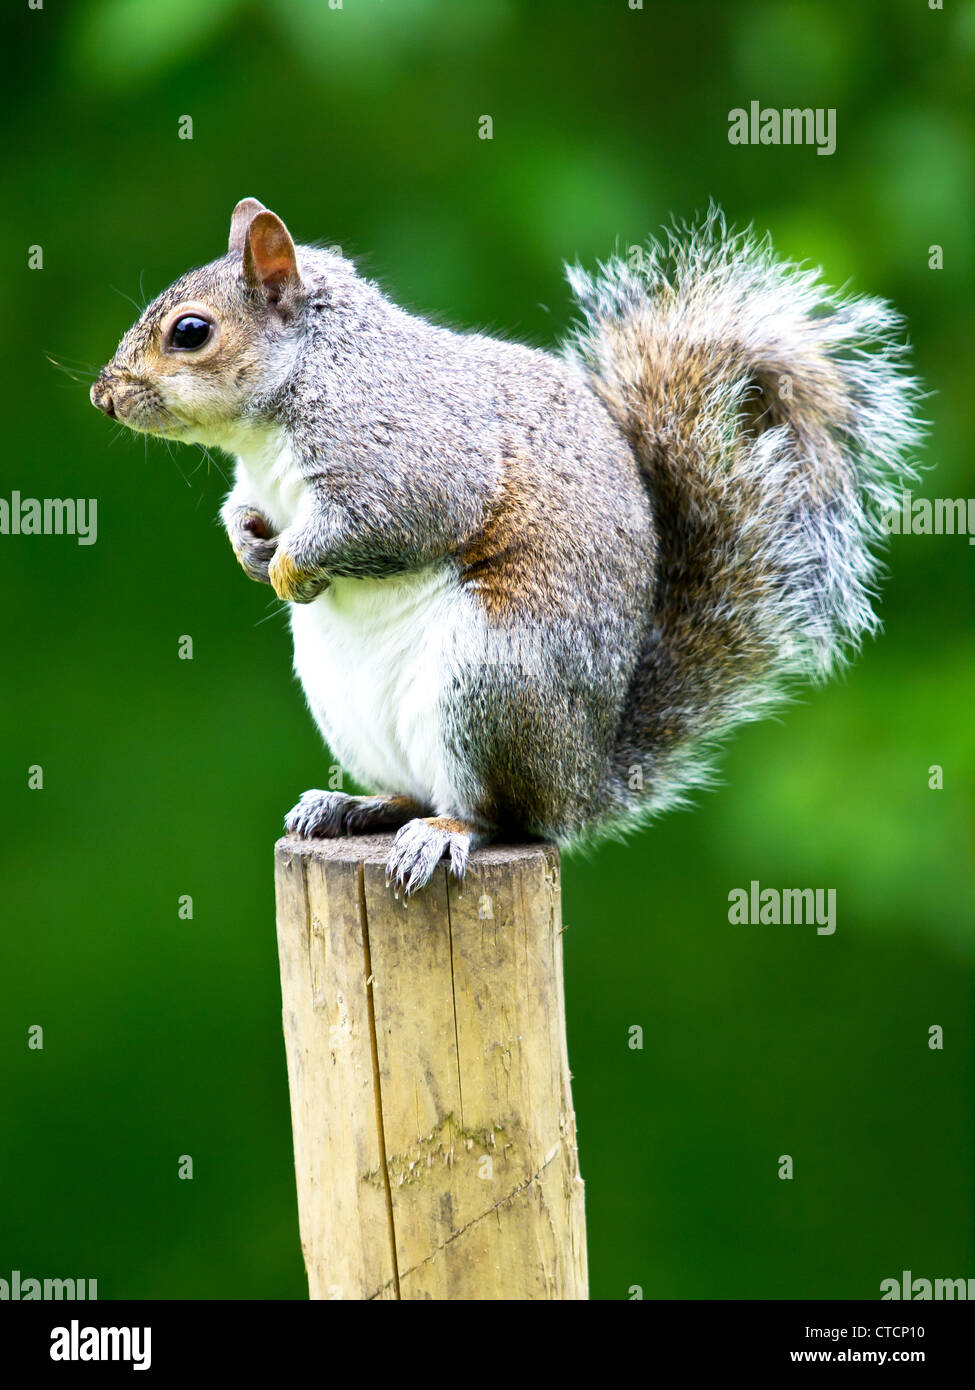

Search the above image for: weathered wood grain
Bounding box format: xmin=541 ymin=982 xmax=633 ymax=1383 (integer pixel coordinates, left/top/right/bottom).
xmin=274 ymin=834 xmax=588 ymax=1300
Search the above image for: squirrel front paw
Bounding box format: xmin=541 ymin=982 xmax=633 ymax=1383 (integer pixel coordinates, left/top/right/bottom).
xmin=227 ymin=508 xmax=278 ymax=585
xmin=267 ymin=548 xmax=330 ymax=604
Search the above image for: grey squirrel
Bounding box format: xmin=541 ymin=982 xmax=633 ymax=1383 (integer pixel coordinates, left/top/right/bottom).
xmin=91 ymin=198 xmax=921 ymax=893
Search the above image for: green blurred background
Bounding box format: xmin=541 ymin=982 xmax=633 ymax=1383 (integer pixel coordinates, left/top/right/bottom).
xmin=1 ymin=0 xmax=972 ymax=1299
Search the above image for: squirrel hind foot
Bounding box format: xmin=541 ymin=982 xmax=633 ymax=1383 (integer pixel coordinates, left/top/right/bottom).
xmin=385 ymin=817 xmax=482 ymax=896
xmin=284 ymin=790 xmax=429 ymax=839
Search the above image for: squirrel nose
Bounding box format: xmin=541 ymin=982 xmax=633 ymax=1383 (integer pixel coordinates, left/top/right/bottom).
xmin=91 ymin=378 xmax=117 ymax=419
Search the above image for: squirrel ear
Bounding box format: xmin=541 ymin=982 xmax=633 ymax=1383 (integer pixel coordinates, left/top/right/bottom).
xmin=228 ymin=197 xmax=266 ymax=254
xmin=242 ymin=210 xmax=301 ymax=303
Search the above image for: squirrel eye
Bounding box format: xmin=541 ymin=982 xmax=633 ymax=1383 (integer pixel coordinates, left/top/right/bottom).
xmin=169 ymin=314 xmax=212 ymax=351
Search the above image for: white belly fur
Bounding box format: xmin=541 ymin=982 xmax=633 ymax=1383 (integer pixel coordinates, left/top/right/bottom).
xmin=291 ymin=568 xmax=472 ymax=807
xmin=231 ymin=433 xmax=478 ymax=812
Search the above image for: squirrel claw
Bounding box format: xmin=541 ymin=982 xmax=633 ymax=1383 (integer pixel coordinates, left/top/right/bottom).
xmin=285 ymin=789 xmax=352 ymax=838
xmin=286 ymin=790 xmax=432 ymax=839
xmin=385 ymin=817 xmax=475 ymax=897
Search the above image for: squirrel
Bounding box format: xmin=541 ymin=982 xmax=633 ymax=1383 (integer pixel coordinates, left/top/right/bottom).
xmin=91 ymin=197 xmax=921 ymax=894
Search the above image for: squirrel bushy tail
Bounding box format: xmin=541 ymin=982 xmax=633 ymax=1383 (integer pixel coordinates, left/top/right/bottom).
xmin=565 ymin=210 xmax=923 ymax=820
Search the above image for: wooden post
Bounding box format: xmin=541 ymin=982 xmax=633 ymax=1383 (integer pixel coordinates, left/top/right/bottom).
xmin=274 ymin=833 xmax=588 ymax=1300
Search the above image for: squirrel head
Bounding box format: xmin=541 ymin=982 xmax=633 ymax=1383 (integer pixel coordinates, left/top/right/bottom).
xmin=91 ymin=199 xmax=308 ymax=446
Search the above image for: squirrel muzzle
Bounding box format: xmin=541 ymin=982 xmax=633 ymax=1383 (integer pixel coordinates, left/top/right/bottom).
xmin=90 ymin=374 xmax=117 ymax=419
xmin=90 ymin=367 xmax=178 ymax=437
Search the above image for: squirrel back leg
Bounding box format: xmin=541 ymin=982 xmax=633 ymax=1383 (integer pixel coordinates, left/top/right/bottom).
xmin=385 ymin=817 xmax=486 ymax=897
xmin=285 ymin=790 xmax=431 ymax=838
